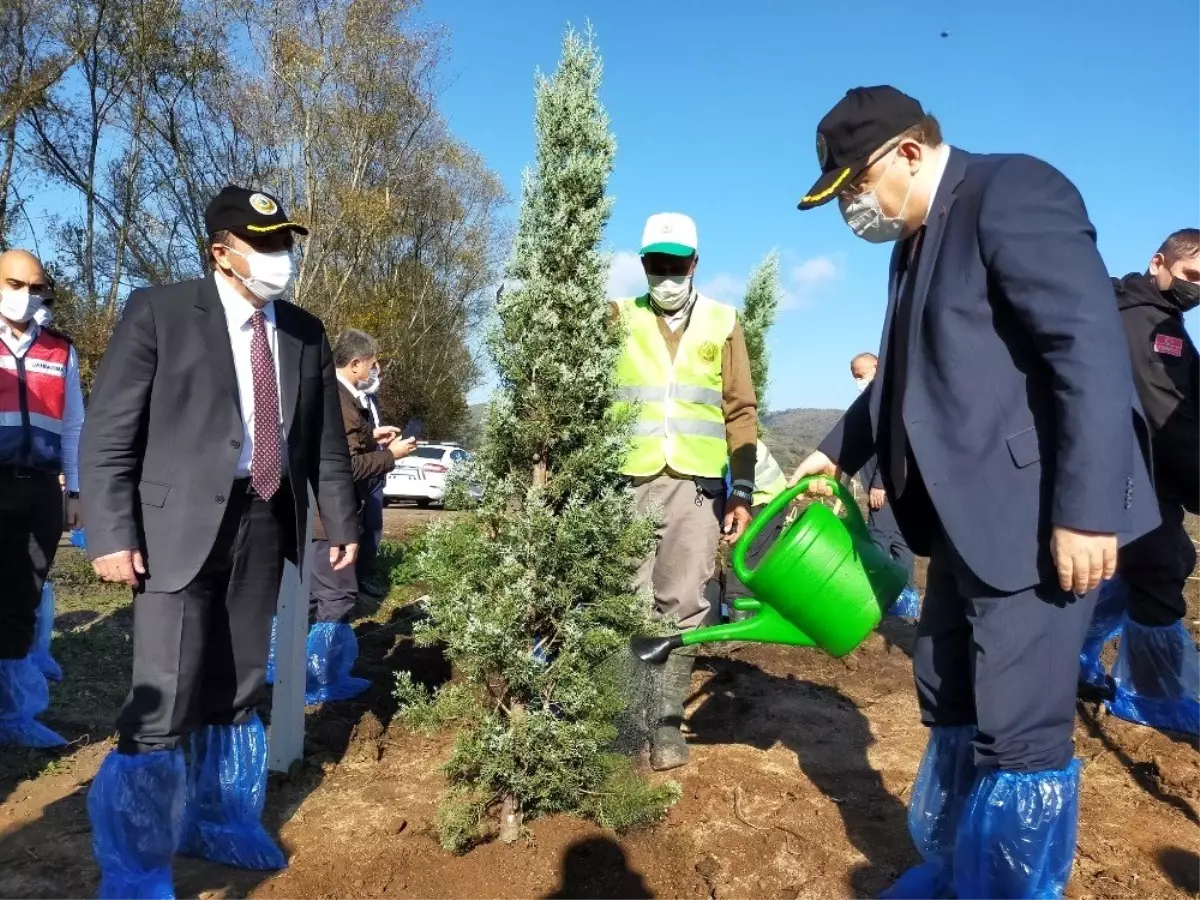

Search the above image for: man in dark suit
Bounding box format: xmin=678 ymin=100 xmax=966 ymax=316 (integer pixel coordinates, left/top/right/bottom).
xmin=80 ymin=186 xmax=358 ymax=898
xmin=304 ymin=328 xmax=414 ymax=704
xmin=791 ymin=87 xmax=1158 ymax=899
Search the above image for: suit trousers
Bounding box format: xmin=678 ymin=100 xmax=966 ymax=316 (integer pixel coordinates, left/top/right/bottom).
xmin=1119 ymin=496 xmax=1195 ymax=627
xmin=868 ymin=502 xmax=915 ymax=588
xmin=631 ymin=473 xmax=724 ymax=630
xmin=356 ymin=477 xmax=385 ymax=585
xmin=116 ymin=478 xmax=293 ymax=754
xmin=309 ymin=538 xmax=358 ymax=623
xmin=913 ymin=528 xmax=1097 ymax=772
xmin=0 ymin=469 xmax=62 ymax=659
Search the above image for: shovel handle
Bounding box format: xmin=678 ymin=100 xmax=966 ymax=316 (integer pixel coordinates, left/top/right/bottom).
xmin=731 ymin=476 xmax=868 ymax=584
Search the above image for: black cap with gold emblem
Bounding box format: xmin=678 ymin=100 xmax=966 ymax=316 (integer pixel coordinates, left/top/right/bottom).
xmin=204 ymin=185 xmax=310 ymax=237
xmin=798 ymin=86 xmax=925 ymax=210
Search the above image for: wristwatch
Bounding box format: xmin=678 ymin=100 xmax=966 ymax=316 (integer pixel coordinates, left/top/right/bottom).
xmin=729 ymin=487 xmax=753 ymax=503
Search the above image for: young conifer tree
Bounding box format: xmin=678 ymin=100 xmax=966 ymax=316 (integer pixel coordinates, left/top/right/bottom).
xmin=739 ymin=249 xmax=781 ymax=423
xmin=395 ymin=24 xmax=679 ymax=853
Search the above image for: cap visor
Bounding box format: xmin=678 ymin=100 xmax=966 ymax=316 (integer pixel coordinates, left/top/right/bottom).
xmin=797 ymin=163 xmax=861 ymax=210
xmin=640 ymin=242 xmax=695 ymax=256
xmin=244 ymin=221 xmax=310 ymax=236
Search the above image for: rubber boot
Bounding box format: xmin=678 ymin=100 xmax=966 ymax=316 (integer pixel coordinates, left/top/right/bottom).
xmin=179 ymin=712 xmax=287 ymax=870
xmin=650 ymin=648 xmax=695 ymax=771
xmin=0 ymin=656 xmax=66 ymax=747
xmin=886 ymin=586 xmax=921 ymax=619
xmin=953 ymin=759 xmax=1081 ymax=899
xmin=32 ymin=580 xmax=64 ymax=682
xmin=881 ymin=725 xmax=977 ymax=899
xmin=88 ymin=748 xmax=185 ymax=900
xmin=304 ymin=621 xmax=371 ymax=705
xmin=1078 ymin=576 xmax=1126 ymax=700
xmin=1109 ymin=618 xmax=1200 ymax=735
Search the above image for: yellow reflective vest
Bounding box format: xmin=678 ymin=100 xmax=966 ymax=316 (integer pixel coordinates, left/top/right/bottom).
xmin=614 ymin=294 xmax=736 ymax=479
xmin=751 ymin=440 xmax=787 ymax=508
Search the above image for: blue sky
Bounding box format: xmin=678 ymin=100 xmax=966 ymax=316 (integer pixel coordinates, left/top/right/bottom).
xmin=425 ymin=0 xmax=1200 ymax=411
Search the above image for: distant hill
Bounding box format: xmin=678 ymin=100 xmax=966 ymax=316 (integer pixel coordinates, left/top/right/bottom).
xmin=457 ymin=402 xmax=845 ymax=476
xmin=761 ymin=407 xmax=845 ymax=474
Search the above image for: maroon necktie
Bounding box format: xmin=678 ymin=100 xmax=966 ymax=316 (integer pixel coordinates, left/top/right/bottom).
xmin=249 ymin=310 xmax=281 ymax=499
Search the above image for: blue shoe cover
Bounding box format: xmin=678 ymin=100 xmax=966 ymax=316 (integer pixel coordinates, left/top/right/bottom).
xmin=881 ymin=725 xmax=976 ymax=899
xmin=70 ymin=527 xmax=87 ymax=549
xmin=88 ymin=749 xmax=185 ymax=900
xmin=0 ymin=656 xmax=66 ymax=747
xmin=32 ymin=580 xmax=63 ymax=681
xmin=953 ymin=759 xmax=1080 ymax=900
xmin=1079 ymin=577 xmax=1126 ymax=690
xmin=304 ymin=622 xmax=370 ymax=705
xmin=180 ymin=713 xmax=286 ymax=870
xmin=265 ymin=616 xmax=277 ymax=686
xmin=886 ymin=586 xmax=921 ymax=619
xmin=1109 ymin=619 xmax=1200 ymax=735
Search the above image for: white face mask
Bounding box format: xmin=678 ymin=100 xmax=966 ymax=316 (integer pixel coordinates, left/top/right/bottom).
xmin=32 ymin=305 xmax=53 ymax=327
xmin=854 ymin=377 xmax=871 ymax=393
xmin=648 ymin=275 xmax=693 ymax=312
xmin=224 ymin=247 xmax=294 ymax=301
xmin=0 ymin=287 xmax=44 ymax=324
xmin=357 ymin=365 xmax=380 ymax=393
xmin=839 ymin=154 xmax=915 ymax=244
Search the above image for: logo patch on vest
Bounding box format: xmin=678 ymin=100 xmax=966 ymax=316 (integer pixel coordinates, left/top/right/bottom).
xmin=1154 ymin=334 xmax=1184 ymax=357
xmin=698 ymin=341 xmax=719 ymax=364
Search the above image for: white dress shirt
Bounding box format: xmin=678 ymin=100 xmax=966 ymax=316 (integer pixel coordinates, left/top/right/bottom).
xmin=213 ymin=272 xmax=286 ymax=477
xmin=0 ymin=317 xmax=86 ymax=492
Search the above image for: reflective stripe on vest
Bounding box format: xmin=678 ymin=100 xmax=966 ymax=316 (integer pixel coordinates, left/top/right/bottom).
xmin=614 ymin=294 xmax=736 ymax=478
xmin=752 ymin=440 xmax=787 ymax=508
xmin=0 ymin=330 xmax=69 ymax=472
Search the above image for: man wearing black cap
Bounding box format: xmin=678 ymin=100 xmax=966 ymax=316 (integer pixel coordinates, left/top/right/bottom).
xmin=80 ymin=185 xmax=358 ymax=898
xmin=789 ymin=86 xmax=1158 ymax=899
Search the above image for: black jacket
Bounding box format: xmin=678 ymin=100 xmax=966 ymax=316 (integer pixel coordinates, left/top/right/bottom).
xmin=80 ymin=275 xmax=358 ymax=593
xmin=1113 ymin=272 xmax=1199 ymax=514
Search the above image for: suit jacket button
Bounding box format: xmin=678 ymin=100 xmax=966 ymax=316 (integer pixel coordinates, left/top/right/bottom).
xmin=230 ymin=439 xmax=241 ymax=449
xmin=215 ymin=494 xmax=226 ymax=505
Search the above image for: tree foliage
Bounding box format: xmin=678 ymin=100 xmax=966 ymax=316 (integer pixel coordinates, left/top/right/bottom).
xmin=3 ymin=0 xmax=504 ymax=438
xmin=398 ymin=25 xmax=678 ymax=852
xmin=740 ymin=249 xmax=781 ymax=421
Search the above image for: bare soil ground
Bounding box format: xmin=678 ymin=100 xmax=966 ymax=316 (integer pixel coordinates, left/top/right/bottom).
xmin=0 ymin=511 xmax=1196 ymax=900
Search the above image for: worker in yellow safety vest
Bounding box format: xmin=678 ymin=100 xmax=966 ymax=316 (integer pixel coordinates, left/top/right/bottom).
xmin=612 ymin=212 xmax=758 ymax=770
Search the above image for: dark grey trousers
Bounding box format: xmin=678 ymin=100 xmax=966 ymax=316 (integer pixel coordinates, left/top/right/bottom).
xmin=0 ymin=470 xmax=61 ymax=659
xmin=309 ymin=538 xmax=358 ymax=623
xmin=914 ymin=530 xmax=1097 ymax=773
xmin=116 ymin=479 xmax=291 ymax=754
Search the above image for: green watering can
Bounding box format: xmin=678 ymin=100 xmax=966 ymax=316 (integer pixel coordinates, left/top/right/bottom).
xmin=631 ymin=476 xmax=906 ymax=664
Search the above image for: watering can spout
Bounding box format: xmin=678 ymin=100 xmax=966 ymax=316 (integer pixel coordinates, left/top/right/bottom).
xmin=630 ymin=602 xmax=817 ymax=665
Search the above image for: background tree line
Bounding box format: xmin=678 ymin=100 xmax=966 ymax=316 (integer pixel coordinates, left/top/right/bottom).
xmin=0 ymin=0 xmax=507 ymax=440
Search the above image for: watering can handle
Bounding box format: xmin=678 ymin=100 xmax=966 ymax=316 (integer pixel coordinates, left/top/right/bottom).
xmin=731 ymin=475 xmax=868 ymax=580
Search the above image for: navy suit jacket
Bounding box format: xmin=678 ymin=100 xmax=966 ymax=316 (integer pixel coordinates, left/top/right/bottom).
xmin=819 ymin=148 xmax=1159 ymax=592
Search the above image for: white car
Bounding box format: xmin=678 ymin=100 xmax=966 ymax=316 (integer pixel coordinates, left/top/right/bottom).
xmin=382 ymin=442 xmax=473 ymax=508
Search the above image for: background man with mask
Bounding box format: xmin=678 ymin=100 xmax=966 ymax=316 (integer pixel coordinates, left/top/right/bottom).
xmin=1079 ymin=228 xmax=1199 ymax=734
xmin=80 ymin=185 xmax=358 ymax=897
xmin=305 ymin=328 xmax=415 ymax=703
xmin=850 ymin=351 xmax=919 ymax=618
xmin=612 ymin=212 xmax=757 ymax=771
xmin=788 ymin=86 xmax=1157 ymax=899
xmin=0 ymin=249 xmax=83 ymax=748
xmin=356 ymin=359 xmax=390 ymax=598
